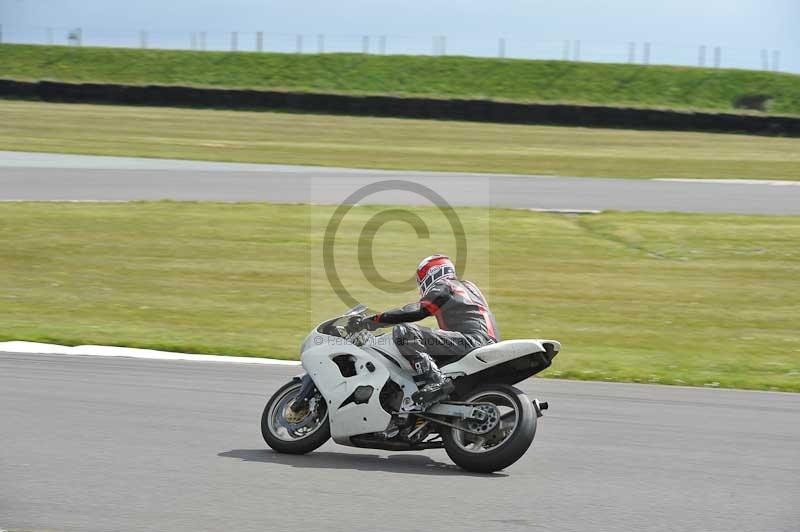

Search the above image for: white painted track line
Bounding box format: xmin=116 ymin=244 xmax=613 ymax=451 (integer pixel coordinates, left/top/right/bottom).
xmin=0 ymin=341 xmax=301 ymax=365
xmin=654 ymin=178 xmax=800 ymax=186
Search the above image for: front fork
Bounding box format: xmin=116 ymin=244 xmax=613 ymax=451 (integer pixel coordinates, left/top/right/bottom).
xmin=289 ymin=374 xmax=316 ymax=413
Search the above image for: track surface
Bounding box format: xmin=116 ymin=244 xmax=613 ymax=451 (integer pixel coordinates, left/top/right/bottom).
xmin=2 ymin=151 xmax=800 ymax=214
xmin=2 ymin=353 xmax=798 ymax=532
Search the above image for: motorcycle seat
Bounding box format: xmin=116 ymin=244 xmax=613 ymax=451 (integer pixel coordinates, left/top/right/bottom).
xmin=470 ymin=339 xmax=556 ymax=359
xmin=441 ymin=339 xmax=560 ymax=368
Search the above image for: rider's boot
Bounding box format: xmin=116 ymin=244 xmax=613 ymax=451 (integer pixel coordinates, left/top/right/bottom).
xmin=412 ymin=364 xmax=454 ymax=407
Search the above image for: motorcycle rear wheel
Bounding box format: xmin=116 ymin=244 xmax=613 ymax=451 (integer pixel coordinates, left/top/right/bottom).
xmin=442 ymin=383 xmax=536 ymax=473
xmin=261 ymin=380 xmax=331 ymax=454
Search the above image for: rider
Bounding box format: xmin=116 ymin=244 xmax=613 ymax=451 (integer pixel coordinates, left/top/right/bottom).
xmin=357 ymin=255 xmax=500 ymax=406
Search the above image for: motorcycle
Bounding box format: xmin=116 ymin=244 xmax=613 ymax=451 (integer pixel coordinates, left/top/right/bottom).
xmin=261 ymin=305 xmax=560 ymax=473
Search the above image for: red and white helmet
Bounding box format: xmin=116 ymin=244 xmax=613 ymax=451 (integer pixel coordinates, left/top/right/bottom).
xmin=416 ymin=254 xmax=456 ymax=295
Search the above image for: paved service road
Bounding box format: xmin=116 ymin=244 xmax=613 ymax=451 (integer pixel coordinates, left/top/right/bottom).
xmin=2 ymin=353 xmax=798 ymax=532
xmin=1 ymin=151 xmax=799 ymax=214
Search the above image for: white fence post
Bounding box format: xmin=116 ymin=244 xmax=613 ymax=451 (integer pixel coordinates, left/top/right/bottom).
xmin=296 ymin=34 xmax=303 ymax=54
xmin=431 ymin=35 xmax=447 ymax=55
xmin=199 ymin=32 xmax=207 ymax=51
xmin=231 ymin=31 xmax=238 ymax=51
xmin=563 ymin=40 xmax=571 ymax=61
xmin=139 ymin=30 xmax=147 ymax=49
xmin=713 ymin=46 xmax=721 ymax=68
xmin=362 ymin=35 xmax=369 ymax=54
xmin=573 ymin=40 xmax=581 ymax=61
xmin=771 ymin=50 xmax=780 ymax=72
xmin=643 ymin=42 xmax=651 ymax=65
xmin=379 ymin=35 xmax=386 ymax=54
xmin=698 ymin=45 xmax=706 ymax=67
xmin=256 ymin=31 xmax=263 ymax=52
xmin=47 ymin=27 xmax=54 ymax=45
xmin=498 ymin=37 xmax=506 ymax=58
xmin=627 ymin=41 xmax=635 ymax=63
xmin=317 ymin=34 xmax=324 ymax=53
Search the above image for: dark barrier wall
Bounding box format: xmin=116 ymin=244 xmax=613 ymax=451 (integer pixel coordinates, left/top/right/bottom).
xmin=2 ymin=79 xmax=798 ymax=136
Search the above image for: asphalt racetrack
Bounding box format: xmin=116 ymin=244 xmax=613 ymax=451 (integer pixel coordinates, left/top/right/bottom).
xmin=1 ymin=151 xmax=800 ymax=214
xmin=2 ymin=352 xmax=799 ymax=532
xmin=2 ymin=151 xmax=799 ymax=531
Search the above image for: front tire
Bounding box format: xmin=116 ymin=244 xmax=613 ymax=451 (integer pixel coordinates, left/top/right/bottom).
xmin=261 ymin=380 xmax=330 ymax=454
xmin=442 ymin=383 xmax=536 ymax=473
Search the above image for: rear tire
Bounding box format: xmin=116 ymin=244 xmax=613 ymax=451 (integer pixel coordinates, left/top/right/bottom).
xmin=261 ymin=380 xmax=331 ymax=455
xmin=442 ymin=383 xmax=536 ymax=473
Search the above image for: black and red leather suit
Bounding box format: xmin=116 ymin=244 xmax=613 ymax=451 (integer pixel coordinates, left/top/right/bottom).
xmin=369 ymin=279 xmax=500 ymax=374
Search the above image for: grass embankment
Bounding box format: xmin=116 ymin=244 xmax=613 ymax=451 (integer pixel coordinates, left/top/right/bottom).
xmin=2 ymin=100 xmax=799 ymax=180
xmin=1 ymin=202 xmax=798 ymax=391
xmin=1 ymin=43 xmax=799 ymax=115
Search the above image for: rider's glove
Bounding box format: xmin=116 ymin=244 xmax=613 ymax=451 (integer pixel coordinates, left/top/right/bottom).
xmin=349 ymin=315 xmax=382 ymax=332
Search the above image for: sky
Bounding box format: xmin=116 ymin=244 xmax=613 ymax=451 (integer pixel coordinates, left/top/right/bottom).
xmin=2 ymin=0 xmax=799 ymax=72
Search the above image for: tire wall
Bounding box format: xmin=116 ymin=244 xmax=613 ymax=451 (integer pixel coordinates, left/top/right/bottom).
xmin=1 ymin=79 xmax=798 ymax=136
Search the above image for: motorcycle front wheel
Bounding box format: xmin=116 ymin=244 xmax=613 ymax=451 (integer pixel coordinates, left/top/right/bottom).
xmin=442 ymin=383 xmax=537 ymax=473
xmin=261 ymin=380 xmax=331 ymax=454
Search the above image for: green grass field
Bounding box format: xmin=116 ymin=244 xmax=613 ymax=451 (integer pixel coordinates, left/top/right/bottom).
xmin=1 ymin=202 xmax=798 ymax=391
xmin=2 ymin=43 xmax=799 ymax=115
xmin=2 ymin=100 xmax=799 ymax=180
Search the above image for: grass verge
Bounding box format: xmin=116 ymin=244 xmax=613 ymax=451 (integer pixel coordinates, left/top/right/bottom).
xmin=1 ymin=100 xmax=799 ymax=180
xmin=2 ymin=43 xmax=799 ymax=115
xmin=1 ymin=202 xmax=798 ymax=391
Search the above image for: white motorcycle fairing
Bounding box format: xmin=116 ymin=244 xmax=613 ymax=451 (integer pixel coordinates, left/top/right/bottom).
xmin=300 ymin=329 xmax=419 ymax=444
xmin=300 ymin=316 xmax=559 ymax=446
xmin=442 ymin=339 xmax=561 ymax=377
